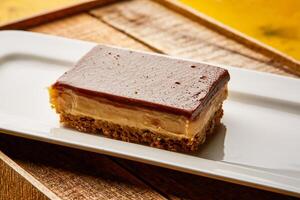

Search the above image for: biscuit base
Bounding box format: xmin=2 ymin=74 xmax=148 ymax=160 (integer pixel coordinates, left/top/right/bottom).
xmin=59 ymin=107 xmax=223 ymax=152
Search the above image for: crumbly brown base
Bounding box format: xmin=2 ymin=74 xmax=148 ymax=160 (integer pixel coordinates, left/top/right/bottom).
xmin=59 ymin=107 xmax=223 ymax=152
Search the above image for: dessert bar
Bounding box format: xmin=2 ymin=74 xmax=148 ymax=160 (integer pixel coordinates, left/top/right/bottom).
xmin=49 ymin=45 xmax=230 ymax=152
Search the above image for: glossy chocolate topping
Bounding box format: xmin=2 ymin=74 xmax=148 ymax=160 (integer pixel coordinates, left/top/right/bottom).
xmin=54 ymin=45 xmax=230 ymax=119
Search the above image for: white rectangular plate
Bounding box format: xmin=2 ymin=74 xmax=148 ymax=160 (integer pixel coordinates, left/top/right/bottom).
xmin=1 ymin=31 xmax=299 ymax=197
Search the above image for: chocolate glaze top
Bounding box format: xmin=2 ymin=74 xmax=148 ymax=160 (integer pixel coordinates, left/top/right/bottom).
xmin=54 ymin=45 xmax=230 ymax=119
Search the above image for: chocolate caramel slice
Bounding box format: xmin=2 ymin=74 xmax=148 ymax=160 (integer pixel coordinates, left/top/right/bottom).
xmin=49 ymin=45 xmax=230 ymax=152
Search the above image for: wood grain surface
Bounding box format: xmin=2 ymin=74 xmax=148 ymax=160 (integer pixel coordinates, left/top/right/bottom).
xmin=1 ymin=0 xmax=299 ymax=199
xmin=90 ymin=0 xmax=296 ymax=77
xmin=0 ymin=150 xmax=59 ymax=200
xmin=0 ymin=134 xmax=165 ymax=200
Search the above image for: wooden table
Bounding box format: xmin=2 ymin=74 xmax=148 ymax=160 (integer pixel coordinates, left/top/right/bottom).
xmin=0 ymin=1 xmax=299 ymax=199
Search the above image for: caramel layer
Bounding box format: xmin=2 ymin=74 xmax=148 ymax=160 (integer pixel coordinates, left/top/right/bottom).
xmin=50 ymin=85 xmax=227 ymax=139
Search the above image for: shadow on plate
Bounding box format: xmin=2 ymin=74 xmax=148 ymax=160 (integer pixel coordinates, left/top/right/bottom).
xmin=190 ymin=124 xmax=226 ymax=161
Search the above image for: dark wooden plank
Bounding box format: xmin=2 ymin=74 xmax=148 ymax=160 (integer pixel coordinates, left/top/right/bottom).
xmin=0 ymin=151 xmax=58 ymax=200
xmin=0 ymin=134 xmax=166 ymax=200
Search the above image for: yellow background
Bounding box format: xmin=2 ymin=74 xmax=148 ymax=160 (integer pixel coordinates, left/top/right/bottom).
xmin=180 ymin=0 xmax=300 ymax=60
